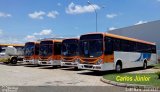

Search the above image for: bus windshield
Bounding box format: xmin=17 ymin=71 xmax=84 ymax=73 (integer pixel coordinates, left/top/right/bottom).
xmin=24 ymin=43 xmax=35 ymax=56
xmin=62 ymin=39 xmax=79 ymax=56
xmin=80 ymin=34 xmax=103 ymax=58
xmin=39 ymin=41 xmax=53 ymax=56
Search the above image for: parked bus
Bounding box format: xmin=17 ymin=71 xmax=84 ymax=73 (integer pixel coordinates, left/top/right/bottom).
xmin=61 ymin=38 xmax=79 ymax=69
xmin=23 ymin=42 xmax=40 ymax=65
xmin=38 ymin=39 xmax=62 ymax=66
xmin=0 ymin=44 xmax=24 ymax=64
xmin=78 ymin=33 xmax=157 ymax=72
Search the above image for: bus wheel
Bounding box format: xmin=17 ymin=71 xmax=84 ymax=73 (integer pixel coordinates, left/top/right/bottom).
xmin=143 ymin=61 xmax=147 ymax=69
xmin=11 ymin=58 xmax=17 ymax=64
xmin=116 ymin=63 xmax=122 ymax=72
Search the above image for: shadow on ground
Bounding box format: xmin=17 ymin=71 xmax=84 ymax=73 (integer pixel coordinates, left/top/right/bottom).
xmin=23 ymin=65 xmax=40 ymax=67
xmin=38 ymin=66 xmax=64 ymax=69
xmin=61 ymin=67 xmax=85 ymax=71
xmin=0 ymin=62 xmax=23 ymax=66
xmin=77 ymin=66 xmax=154 ymax=76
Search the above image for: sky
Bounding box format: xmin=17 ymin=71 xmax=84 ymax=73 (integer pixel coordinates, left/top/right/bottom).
xmin=0 ymin=0 xmax=160 ymax=44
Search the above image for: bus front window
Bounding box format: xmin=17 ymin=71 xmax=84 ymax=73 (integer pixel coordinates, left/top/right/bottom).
xmin=62 ymin=41 xmax=78 ymax=56
xmin=80 ymin=40 xmax=103 ymax=58
xmin=24 ymin=43 xmax=34 ymax=56
xmin=39 ymin=44 xmax=52 ymax=56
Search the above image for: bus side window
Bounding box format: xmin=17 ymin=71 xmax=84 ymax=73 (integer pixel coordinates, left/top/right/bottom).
xmin=152 ymin=45 xmax=156 ymax=53
xmin=121 ymin=40 xmax=129 ymax=52
xmin=105 ymin=37 xmax=113 ymax=55
xmin=112 ymin=38 xmax=119 ymax=51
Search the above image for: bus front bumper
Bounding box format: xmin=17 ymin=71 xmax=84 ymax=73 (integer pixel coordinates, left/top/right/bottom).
xmin=61 ymin=61 xmax=78 ymax=67
xmin=38 ymin=60 xmax=61 ymax=66
xmin=23 ymin=59 xmax=38 ymax=65
xmin=78 ymin=63 xmax=114 ymax=71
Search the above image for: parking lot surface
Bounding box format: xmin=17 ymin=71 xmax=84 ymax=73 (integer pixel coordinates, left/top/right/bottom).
xmin=0 ymin=63 xmax=111 ymax=86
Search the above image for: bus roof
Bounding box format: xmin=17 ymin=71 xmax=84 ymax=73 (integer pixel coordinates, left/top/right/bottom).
xmin=40 ymin=39 xmax=62 ymax=43
xmin=39 ymin=38 xmax=64 ymax=41
xmin=0 ymin=44 xmax=24 ymax=47
xmin=80 ymin=32 xmax=155 ymax=45
xmin=63 ymin=38 xmax=79 ymax=41
xmin=25 ymin=41 xmax=40 ymax=44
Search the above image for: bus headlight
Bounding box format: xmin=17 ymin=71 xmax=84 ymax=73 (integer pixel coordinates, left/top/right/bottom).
xmin=75 ymin=59 xmax=80 ymax=64
xmin=96 ymin=59 xmax=103 ymax=65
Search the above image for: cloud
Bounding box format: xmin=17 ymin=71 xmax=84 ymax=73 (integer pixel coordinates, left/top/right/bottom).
xmin=0 ymin=29 xmax=3 ymax=35
xmin=134 ymin=20 xmax=147 ymax=25
xmin=0 ymin=29 xmax=25 ymax=43
xmin=29 ymin=11 xmax=59 ymax=19
xmin=0 ymin=12 xmax=12 ymax=18
xmin=33 ymin=29 xmax=52 ymax=36
xmin=57 ymin=3 xmax=61 ymax=6
xmin=108 ymin=27 xmax=117 ymax=31
xmin=47 ymin=11 xmax=59 ymax=19
xmin=66 ymin=2 xmax=100 ymax=14
xmin=106 ymin=14 xmax=117 ymax=19
xmin=25 ymin=35 xmax=37 ymax=41
xmin=24 ymin=29 xmax=55 ymax=42
xmin=0 ymin=35 xmax=26 ymax=44
xmin=28 ymin=11 xmax=46 ymax=19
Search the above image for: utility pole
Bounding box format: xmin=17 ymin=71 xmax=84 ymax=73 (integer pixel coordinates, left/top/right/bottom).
xmin=87 ymin=1 xmax=98 ymax=32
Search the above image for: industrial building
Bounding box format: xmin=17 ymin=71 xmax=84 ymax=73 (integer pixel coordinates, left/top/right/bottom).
xmin=108 ymin=20 xmax=160 ymax=62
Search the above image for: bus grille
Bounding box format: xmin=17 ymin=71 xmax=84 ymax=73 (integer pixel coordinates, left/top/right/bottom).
xmin=63 ymin=58 xmax=73 ymax=61
xmin=84 ymin=65 xmax=93 ymax=68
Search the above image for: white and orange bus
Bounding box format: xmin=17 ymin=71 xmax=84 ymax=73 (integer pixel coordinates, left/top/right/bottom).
xmin=23 ymin=42 xmax=40 ymax=65
xmin=38 ymin=39 xmax=62 ymax=66
xmin=78 ymin=33 xmax=157 ymax=72
xmin=61 ymin=38 xmax=79 ymax=68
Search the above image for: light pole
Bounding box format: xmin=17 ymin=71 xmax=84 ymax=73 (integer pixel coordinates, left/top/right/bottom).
xmin=87 ymin=1 xmax=98 ymax=32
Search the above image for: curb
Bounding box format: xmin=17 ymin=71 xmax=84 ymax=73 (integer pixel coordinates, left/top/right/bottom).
xmin=100 ymin=77 xmax=160 ymax=88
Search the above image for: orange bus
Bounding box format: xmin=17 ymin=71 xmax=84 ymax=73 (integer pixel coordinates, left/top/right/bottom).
xmin=38 ymin=39 xmax=62 ymax=66
xmin=61 ymin=38 xmax=79 ymax=68
xmin=78 ymin=32 xmax=157 ymax=72
xmin=23 ymin=42 xmax=40 ymax=65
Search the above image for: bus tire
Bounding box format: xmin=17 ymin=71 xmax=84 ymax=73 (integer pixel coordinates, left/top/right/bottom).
xmin=10 ymin=58 xmax=17 ymax=64
xmin=143 ymin=60 xmax=147 ymax=69
xmin=116 ymin=61 xmax=122 ymax=72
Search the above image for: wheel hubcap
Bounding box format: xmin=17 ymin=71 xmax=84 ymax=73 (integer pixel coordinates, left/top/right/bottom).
xmin=116 ymin=65 xmax=121 ymax=71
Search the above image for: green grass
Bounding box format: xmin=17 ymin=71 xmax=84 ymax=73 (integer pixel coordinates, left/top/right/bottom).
xmin=153 ymin=63 xmax=160 ymax=69
xmin=103 ymin=73 xmax=160 ymax=87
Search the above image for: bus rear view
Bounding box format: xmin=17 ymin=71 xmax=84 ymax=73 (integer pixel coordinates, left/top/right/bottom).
xmin=61 ymin=38 xmax=79 ymax=68
xmin=38 ymin=40 xmax=62 ymax=66
xmin=23 ymin=42 xmax=39 ymax=65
